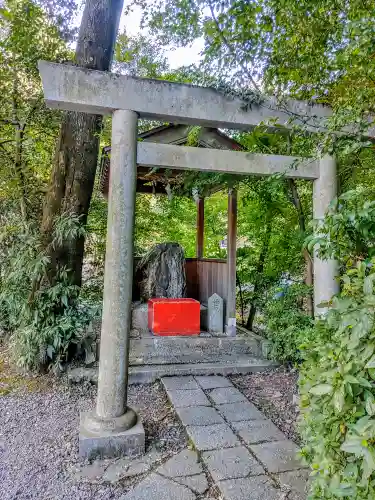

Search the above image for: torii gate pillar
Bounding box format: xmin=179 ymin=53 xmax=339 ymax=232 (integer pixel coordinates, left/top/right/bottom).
xmin=79 ymin=109 xmax=145 ymax=458
xmin=313 ymin=155 xmax=339 ymax=314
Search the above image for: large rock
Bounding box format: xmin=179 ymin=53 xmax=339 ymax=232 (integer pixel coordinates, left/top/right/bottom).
xmin=137 ymin=243 xmax=186 ymax=301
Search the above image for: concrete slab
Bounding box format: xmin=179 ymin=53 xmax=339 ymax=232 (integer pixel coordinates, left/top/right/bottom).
xmin=79 ymin=412 xmax=145 ymax=459
xmin=176 ymin=405 xmax=225 ymax=427
xmin=195 ymin=375 xmax=233 ymax=390
xmin=166 ymin=389 xmax=210 ymax=408
xmin=208 ymin=387 xmax=247 ymax=405
xmin=102 ymin=459 xmax=149 ymax=483
xmin=102 ymin=447 xmax=164 ymax=483
xmin=74 ymin=461 xmax=107 ymax=481
xmin=162 ymin=376 xmax=200 ymax=391
xmin=186 ymin=423 xmax=240 ymax=451
xmin=202 ymin=446 xmax=264 ymax=481
xmin=130 ymin=336 xmax=263 ymax=366
xmin=68 ymin=358 xmax=279 ymax=385
xmin=175 ymin=474 xmax=209 ymax=494
xmin=156 ymin=449 xmax=202 ymax=477
xmin=233 ymin=419 xmax=285 ymax=444
xmin=218 ymin=476 xmax=282 ymax=500
xmin=277 ymin=469 xmax=310 ymax=499
xmin=250 ymin=440 xmax=303 ymax=473
xmin=216 ymin=402 xmax=266 ymax=422
xmin=120 ymin=473 xmax=196 ymax=500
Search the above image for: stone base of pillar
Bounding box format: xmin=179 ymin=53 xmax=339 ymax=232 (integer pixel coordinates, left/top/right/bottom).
xmin=79 ymin=408 xmax=145 ymax=459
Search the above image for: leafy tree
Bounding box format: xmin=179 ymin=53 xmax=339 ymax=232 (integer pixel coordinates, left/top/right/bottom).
xmin=0 ymin=0 xmax=69 ymax=222
xmin=41 ymin=0 xmax=124 ymax=288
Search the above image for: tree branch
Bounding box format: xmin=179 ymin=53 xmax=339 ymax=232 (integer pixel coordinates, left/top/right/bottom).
xmin=208 ymin=1 xmax=261 ymax=92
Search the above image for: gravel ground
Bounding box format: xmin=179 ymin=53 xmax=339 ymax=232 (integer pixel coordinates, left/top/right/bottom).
xmin=1 ymin=345 xmax=299 ymax=500
xmin=0 ymin=350 xmax=187 ymax=500
xmin=231 ymin=367 xmax=300 ymax=444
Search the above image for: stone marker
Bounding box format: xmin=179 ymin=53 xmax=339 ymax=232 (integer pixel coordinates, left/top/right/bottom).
xmin=208 ymin=293 xmax=224 ymax=334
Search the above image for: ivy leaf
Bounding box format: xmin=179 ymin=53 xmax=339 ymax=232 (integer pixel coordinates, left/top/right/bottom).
xmin=365 ymin=395 xmax=375 ymax=416
xmin=333 ymin=386 xmax=345 ymax=413
xmin=344 ymin=375 xmax=360 ymax=384
xmin=341 ymin=437 xmax=366 ymax=455
xmin=310 ymin=384 xmax=333 ymax=396
xmin=363 ymin=276 xmax=374 ymax=295
xmin=366 ymin=356 xmax=375 ymax=369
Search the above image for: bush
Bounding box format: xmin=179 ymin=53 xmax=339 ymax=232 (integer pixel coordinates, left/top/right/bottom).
xmin=300 ymin=262 xmax=375 ymax=498
xmin=300 ymin=189 xmax=375 ymax=498
xmin=264 ymin=283 xmax=314 ymax=363
xmin=0 ymin=214 xmax=99 ymax=371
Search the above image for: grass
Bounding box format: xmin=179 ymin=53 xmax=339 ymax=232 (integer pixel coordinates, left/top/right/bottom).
xmin=0 ymin=345 xmax=49 ymax=395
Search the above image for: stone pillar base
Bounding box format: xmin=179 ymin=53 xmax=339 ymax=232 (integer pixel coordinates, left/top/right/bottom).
xmin=79 ymin=408 xmax=145 ymax=459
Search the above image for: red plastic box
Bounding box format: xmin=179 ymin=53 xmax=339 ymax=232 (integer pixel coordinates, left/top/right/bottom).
xmin=148 ymin=298 xmax=200 ymax=336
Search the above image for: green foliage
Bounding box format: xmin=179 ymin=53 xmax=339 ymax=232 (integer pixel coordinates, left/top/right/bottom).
xmin=0 ymin=214 xmax=98 ymax=371
xmin=306 ymin=188 xmax=375 ymax=265
xmin=114 ymin=29 xmax=169 ymax=78
xmin=300 ymin=196 xmax=375 ymax=498
xmin=0 ymin=0 xmax=70 ymax=221
xmin=264 ymin=284 xmax=314 ymax=363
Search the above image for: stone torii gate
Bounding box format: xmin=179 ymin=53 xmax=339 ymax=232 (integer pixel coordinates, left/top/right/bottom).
xmin=38 ymin=61 xmax=339 ymax=459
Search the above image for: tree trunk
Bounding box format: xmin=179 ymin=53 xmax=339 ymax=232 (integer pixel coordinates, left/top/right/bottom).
xmin=41 ymin=0 xmax=124 ymax=286
xmin=246 ymin=218 xmax=272 ymax=330
xmin=287 ymin=179 xmax=314 ymax=317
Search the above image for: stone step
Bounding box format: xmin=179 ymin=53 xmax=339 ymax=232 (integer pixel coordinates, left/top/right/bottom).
xmin=129 ymin=335 xmax=263 ymax=366
xmin=67 ymin=358 xmax=278 ymax=386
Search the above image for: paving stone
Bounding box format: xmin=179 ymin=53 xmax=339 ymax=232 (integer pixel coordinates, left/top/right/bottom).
xmin=162 ymin=376 xmax=200 ymax=391
xmin=102 ymin=448 xmax=164 ymax=483
xmin=75 ymin=461 xmax=107 ymax=481
xmin=217 ymin=401 xmax=266 ymax=422
xmin=209 ymin=387 xmax=247 ymax=405
xmin=218 ymin=475 xmax=282 ymax=500
xmin=103 ymin=459 xmax=149 ymax=483
xmin=186 ymin=423 xmax=240 ymax=451
xmin=277 ymin=469 xmax=309 ymax=498
xmin=176 ymin=405 xmax=225 ymax=426
xmin=288 ymin=493 xmax=304 ymax=500
xmin=202 ymin=446 xmax=264 ymax=481
xmin=233 ymin=419 xmax=285 ymax=444
xmin=167 ymin=388 xmax=210 ymax=407
xmin=250 ymin=440 xmax=303 ymax=473
xmin=195 ymin=375 xmax=234 ymax=389
xmin=120 ymin=473 xmax=196 ymax=500
xmin=175 ymin=474 xmax=209 ymax=494
xmin=156 ymin=449 xmax=202 ymax=477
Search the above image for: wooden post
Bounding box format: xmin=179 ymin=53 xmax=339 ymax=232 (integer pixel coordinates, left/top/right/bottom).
xmin=196 ymin=197 xmax=205 ymax=259
xmin=226 ymin=188 xmax=237 ymax=336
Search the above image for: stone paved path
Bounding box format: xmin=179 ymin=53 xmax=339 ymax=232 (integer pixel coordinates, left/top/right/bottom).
xmin=121 ymin=375 xmax=309 ymax=500
xmin=75 ymin=376 xmax=308 ymax=499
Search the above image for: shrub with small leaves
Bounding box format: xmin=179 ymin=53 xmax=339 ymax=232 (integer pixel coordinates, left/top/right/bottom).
xmin=300 ymin=189 xmax=375 ymax=498
xmin=0 ymin=213 xmax=99 ymax=371
xmin=264 ymin=283 xmax=314 ymax=364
